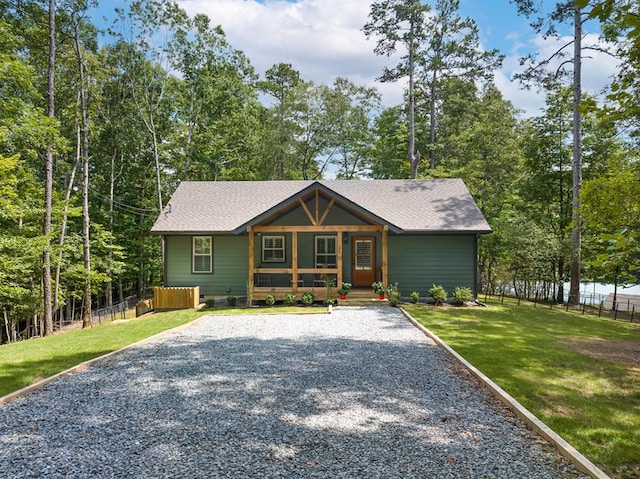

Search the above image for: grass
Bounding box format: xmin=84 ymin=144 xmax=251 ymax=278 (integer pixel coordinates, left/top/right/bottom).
xmin=0 ymin=303 xmax=330 ymax=399
xmin=5 ymin=299 xmax=634 ymax=475
xmin=403 ymin=298 xmax=640 ymax=479
xmin=0 ymin=308 xmax=210 ymax=398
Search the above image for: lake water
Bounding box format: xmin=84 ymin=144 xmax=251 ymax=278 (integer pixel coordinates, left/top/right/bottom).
xmin=563 ymin=282 xmax=640 ymax=304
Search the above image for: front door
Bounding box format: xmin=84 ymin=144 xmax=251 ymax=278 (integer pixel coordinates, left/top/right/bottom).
xmin=352 ymin=237 xmax=376 ymax=287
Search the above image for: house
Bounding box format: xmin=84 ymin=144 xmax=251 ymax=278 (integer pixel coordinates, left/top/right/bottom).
xmin=151 ymin=179 xmax=491 ymax=302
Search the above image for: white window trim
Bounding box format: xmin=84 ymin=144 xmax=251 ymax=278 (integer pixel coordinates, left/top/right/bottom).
xmin=192 ymin=236 xmax=213 ymax=274
xmin=315 ymin=235 xmax=337 ymax=267
xmin=262 ymin=235 xmax=286 ymax=263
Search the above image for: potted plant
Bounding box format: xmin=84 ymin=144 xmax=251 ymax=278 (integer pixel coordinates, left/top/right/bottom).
xmin=338 ymin=282 xmax=352 ymax=300
xmin=372 ymin=281 xmax=384 ymax=299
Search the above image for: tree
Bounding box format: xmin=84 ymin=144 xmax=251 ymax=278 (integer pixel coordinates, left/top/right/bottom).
xmin=511 ymin=0 xmax=600 ymax=303
xmin=258 ymin=63 xmax=305 ymax=179
xmin=417 ymin=0 xmax=503 ymax=171
xmin=42 ymin=0 xmax=56 ymax=335
xmin=364 ymin=0 xmax=430 ymax=178
xmin=582 ymin=163 xmax=640 ymax=307
xmin=326 ymin=78 xmax=381 ymax=179
xmin=581 ymin=0 xmax=640 ymax=126
xmin=437 ymin=81 xmax=523 ymax=221
xmin=369 ymin=106 xmax=411 ymax=179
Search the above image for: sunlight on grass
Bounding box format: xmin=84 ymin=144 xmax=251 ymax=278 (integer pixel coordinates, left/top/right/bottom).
xmin=404 ymin=298 xmax=640 ymax=479
xmin=0 ymin=308 xmax=210 ymax=398
xmin=0 ymin=304 xmax=329 ymax=399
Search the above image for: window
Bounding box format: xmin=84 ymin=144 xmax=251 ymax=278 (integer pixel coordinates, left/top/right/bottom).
xmin=192 ymin=236 xmax=212 ymax=273
xmin=315 ymin=235 xmax=336 ymax=267
xmin=262 ymin=235 xmax=285 ymax=262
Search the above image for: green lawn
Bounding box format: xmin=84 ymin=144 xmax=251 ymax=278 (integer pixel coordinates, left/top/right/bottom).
xmin=0 ymin=308 xmax=211 ymax=398
xmin=0 ymin=304 xmax=329 ymax=399
xmin=403 ymin=298 xmax=640 ymax=479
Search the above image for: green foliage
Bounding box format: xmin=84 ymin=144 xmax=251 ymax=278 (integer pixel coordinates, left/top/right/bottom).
xmin=301 ymin=291 xmax=315 ymax=305
xmin=371 ymin=281 xmax=384 ymax=293
xmin=283 ymin=293 xmax=297 ymax=306
xmin=452 ymin=287 xmax=474 ymax=304
xmin=386 ymin=284 xmax=401 ymax=307
xmin=581 ymin=165 xmax=640 ymax=286
xmin=428 ymin=284 xmax=447 ymax=305
xmin=205 ymin=298 xmax=216 ymax=308
xmin=226 ymin=295 xmax=237 ymax=307
xmin=338 ymin=282 xmax=352 ymax=295
xmin=264 ymin=294 xmax=276 ymax=306
xmin=410 ymin=291 xmax=420 ymax=303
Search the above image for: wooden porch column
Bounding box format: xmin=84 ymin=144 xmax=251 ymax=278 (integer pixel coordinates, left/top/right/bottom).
xmin=248 ymin=227 xmax=254 ymax=304
xmin=292 ymin=231 xmax=298 ymax=293
xmin=382 ymin=225 xmax=388 ymax=287
xmin=336 ymin=228 xmax=343 ymax=287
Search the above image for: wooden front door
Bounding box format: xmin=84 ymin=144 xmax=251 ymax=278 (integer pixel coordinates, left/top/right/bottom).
xmin=352 ymin=237 xmax=375 ymax=287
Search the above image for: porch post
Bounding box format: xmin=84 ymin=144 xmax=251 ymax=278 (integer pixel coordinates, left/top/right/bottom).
xmin=336 ymin=228 xmax=343 ymax=287
xmin=382 ymin=225 xmax=388 ymax=287
xmin=292 ymin=231 xmax=298 ymax=293
xmin=248 ymin=227 xmax=254 ymax=304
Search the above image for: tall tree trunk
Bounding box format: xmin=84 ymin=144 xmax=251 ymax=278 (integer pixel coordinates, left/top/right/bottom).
xmin=42 ymin=0 xmax=55 ymax=336
xmin=429 ymin=68 xmax=438 ymax=170
xmin=72 ymin=9 xmax=92 ymax=328
xmin=568 ymin=6 xmax=583 ymax=305
xmin=408 ymin=31 xmax=417 ymax=179
xmin=54 ymin=128 xmax=80 ymax=316
xmin=105 ymin=151 xmax=117 ymax=308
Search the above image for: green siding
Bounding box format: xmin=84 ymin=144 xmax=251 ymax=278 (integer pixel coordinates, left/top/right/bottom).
xmin=388 ymin=235 xmax=476 ymax=297
xmin=165 ymin=235 xmax=248 ymax=296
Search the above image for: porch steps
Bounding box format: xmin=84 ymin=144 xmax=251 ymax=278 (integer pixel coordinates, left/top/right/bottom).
xmin=335 ymin=298 xmax=389 ymax=307
xmin=335 ymin=288 xmax=389 ymax=306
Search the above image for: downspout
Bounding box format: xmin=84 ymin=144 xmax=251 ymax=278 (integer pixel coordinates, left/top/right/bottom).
xmin=162 ymin=235 xmax=168 ymax=287
xmin=474 ymin=234 xmax=479 ymax=299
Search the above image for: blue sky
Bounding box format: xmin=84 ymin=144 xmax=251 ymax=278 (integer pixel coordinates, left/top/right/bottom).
xmin=90 ymin=0 xmax=617 ymax=117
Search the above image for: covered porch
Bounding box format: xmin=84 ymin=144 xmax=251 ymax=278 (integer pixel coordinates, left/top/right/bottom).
xmin=248 ymin=224 xmax=389 ymax=302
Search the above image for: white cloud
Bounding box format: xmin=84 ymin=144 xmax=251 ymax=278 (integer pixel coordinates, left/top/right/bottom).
xmin=178 ymin=0 xmax=405 ymax=103
xmin=499 ymin=31 xmax=620 ymax=116
xmin=177 ymin=0 xmax=620 ymax=118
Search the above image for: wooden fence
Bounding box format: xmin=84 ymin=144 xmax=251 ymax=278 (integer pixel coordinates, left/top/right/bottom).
xmin=153 ymin=286 xmax=200 ymax=311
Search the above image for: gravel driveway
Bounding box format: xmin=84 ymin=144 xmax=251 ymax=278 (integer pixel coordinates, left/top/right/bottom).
xmin=0 ymin=307 xmax=587 ymax=478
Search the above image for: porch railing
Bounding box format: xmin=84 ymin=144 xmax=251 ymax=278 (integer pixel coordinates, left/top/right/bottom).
xmin=253 ymin=268 xmax=338 ymax=290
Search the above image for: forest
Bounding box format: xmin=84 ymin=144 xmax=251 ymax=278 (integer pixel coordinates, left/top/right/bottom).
xmin=0 ymin=0 xmax=639 ymax=342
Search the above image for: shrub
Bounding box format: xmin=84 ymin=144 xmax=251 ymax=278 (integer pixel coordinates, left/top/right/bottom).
xmin=265 ymin=294 xmax=276 ymax=306
xmin=284 ymin=293 xmax=297 ymax=306
xmin=386 ymin=284 xmax=401 ymax=307
xmin=226 ymin=295 xmax=237 ymax=307
xmin=205 ymin=298 xmax=216 ymax=308
xmin=452 ymin=287 xmax=474 ymax=305
xmin=428 ymin=284 xmax=447 ymax=305
xmin=301 ymin=291 xmax=315 ymax=305
xmin=410 ymin=291 xmax=420 ymax=303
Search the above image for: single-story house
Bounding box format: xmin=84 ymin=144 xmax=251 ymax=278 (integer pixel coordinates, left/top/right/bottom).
xmin=151 ymin=179 xmax=491 ymax=301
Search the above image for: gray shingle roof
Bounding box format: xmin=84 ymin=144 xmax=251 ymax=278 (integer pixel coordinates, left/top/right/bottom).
xmin=150 ymin=179 xmax=491 ymax=234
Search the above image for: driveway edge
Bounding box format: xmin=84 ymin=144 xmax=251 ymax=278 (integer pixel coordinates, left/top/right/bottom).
xmin=400 ymin=307 xmax=610 ymax=479
xmin=0 ymin=314 xmax=210 ymax=406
